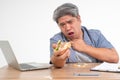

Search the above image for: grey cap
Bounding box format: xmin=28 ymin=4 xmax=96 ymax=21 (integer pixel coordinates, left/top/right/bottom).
xmin=53 ymin=3 xmax=79 ymax=23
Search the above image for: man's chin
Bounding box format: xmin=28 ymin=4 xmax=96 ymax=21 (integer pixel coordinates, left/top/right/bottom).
xmin=67 ymin=36 xmax=75 ymax=41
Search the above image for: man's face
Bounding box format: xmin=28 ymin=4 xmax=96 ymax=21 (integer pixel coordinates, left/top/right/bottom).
xmin=57 ymin=15 xmax=82 ymax=40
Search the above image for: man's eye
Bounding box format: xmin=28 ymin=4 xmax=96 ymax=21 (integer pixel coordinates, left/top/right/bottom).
xmin=60 ymin=23 xmax=65 ymax=27
xmin=68 ymin=21 xmax=72 ymax=24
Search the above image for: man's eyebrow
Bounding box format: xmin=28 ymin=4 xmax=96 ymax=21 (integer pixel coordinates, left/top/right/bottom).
xmin=58 ymin=22 xmax=65 ymax=26
xmin=67 ymin=19 xmax=73 ymax=22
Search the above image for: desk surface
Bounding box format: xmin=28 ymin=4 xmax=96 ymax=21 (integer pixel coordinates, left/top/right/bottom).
xmin=0 ymin=63 xmax=120 ymax=80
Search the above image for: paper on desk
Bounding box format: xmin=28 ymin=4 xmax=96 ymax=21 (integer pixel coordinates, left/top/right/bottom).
xmin=91 ymin=62 xmax=120 ymax=72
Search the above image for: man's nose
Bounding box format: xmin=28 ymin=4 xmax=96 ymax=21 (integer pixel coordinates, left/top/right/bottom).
xmin=65 ymin=24 xmax=71 ymax=30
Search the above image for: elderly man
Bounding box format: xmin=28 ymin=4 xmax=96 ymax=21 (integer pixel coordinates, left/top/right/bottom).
xmin=50 ymin=3 xmax=119 ymax=68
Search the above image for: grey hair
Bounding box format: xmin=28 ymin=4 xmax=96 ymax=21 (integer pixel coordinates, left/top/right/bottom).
xmin=53 ymin=3 xmax=79 ymax=23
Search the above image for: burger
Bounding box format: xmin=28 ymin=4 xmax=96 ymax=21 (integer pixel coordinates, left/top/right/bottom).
xmin=54 ymin=40 xmax=71 ymax=55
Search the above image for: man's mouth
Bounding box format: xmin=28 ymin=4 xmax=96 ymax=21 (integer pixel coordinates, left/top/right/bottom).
xmin=68 ymin=32 xmax=74 ymax=36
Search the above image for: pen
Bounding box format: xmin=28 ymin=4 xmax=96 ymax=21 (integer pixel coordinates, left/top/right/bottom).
xmin=73 ymin=73 xmax=99 ymax=76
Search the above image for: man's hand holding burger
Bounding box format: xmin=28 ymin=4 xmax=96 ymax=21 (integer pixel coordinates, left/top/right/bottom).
xmin=51 ymin=40 xmax=71 ymax=68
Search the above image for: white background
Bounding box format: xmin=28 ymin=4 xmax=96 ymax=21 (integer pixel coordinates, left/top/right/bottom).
xmin=0 ymin=0 xmax=120 ymax=68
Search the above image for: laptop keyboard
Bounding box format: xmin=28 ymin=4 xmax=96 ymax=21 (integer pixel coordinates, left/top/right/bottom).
xmin=20 ymin=63 xmax=36 ymax=69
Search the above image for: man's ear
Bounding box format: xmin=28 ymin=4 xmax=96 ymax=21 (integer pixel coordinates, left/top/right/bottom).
xmin=77 ymin=15 xmax=81 ymax=22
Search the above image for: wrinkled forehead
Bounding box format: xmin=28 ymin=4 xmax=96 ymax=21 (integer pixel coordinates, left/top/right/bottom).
xmin=58 ymin=15 xmax=75 ymax=24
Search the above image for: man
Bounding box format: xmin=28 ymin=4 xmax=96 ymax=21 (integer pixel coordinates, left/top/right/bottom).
xmin=50 ymin=3 xmax=119 ymax=68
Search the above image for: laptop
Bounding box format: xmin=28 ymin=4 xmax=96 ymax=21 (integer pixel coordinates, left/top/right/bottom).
xmin=0 ymin=41 xmax=52 ymax=71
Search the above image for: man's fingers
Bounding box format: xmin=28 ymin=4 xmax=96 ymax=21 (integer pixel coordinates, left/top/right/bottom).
xmin=52 ymin=43 xmax=57 ymax=49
